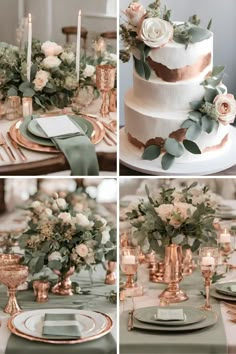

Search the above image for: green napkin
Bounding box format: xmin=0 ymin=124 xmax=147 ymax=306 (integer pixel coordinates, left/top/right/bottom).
xmin=229 ymin=285 xmax=236 ymax=292
xmin=42 ymin=313 xmax=81 ymax=339
xmin=155 ymin=308 xmax=185 ymax=321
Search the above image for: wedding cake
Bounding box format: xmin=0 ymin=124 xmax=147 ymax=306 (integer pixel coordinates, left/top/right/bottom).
xmin=120 ymin=1 xmax=236 ymax=170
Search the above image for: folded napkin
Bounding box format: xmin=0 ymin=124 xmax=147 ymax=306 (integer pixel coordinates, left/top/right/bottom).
xmin=42 ymin=313 xmax=81 ymax=338
xmin=155 ymin=308 xmax=185 ymax=321
xmin=229 ymin=285 xmax=236 ymax=292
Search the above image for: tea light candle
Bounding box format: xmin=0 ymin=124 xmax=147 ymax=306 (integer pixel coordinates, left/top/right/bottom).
xmin=122 ymin=255 xmax=136 ymax=265
xmin=26 ymin=13 xmax=32 ymax=82
xmin=22 ymin=97 xmax=32 ymax=118
xmin=201 ymin=255 xmax=215 ymax=266
xmin=219 ymin=229 xmax=231 ymax=243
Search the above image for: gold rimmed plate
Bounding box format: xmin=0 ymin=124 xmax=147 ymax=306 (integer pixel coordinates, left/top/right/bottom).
xmin=8 ymin=310 xmax=113 ymax=345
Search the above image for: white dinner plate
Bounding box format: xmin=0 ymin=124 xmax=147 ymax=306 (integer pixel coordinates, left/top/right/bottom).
xmin=13 ymin=309 xmax=108 ymax=340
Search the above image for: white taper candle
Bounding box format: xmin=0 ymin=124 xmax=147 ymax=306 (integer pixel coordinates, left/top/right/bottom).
xmin=76 ymin=10 xmax=82 ymax=82
xmin=26 ymin=13 xmax=32 ymax=82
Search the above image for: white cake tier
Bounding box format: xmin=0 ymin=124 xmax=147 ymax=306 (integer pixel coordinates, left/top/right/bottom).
xmin=125 ymin=89 xmax=230 ymax=162
xmin=133 ymin=69 xmax=209 ymax=112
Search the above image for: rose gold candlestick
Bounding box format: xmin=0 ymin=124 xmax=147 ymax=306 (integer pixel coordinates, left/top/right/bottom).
xmin=96 ymin=65 xmax=116 ymax=117
xmin=120 ymin=246 xmax=139 ymax=289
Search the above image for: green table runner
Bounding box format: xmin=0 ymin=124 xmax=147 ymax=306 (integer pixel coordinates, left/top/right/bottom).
xmin=120 ymin=272 xmax=227 ymax=354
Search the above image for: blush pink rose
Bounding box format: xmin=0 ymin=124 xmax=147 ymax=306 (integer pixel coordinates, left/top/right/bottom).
xmin=123 ymin=2 xmax=146 ymax=27
xmin=75 ymin=244 xmax=89 ymax=258
xmin=214 ymin=94 xmax=236 ymax=125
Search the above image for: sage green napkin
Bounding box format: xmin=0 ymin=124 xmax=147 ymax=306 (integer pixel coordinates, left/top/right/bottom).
xmin=51 ymin=129 xmax=99 ymax=176
xmin=42 ymin=313 xmax=81 ymax=339
xmin=155 ymin=308 xmax=185 ymax=321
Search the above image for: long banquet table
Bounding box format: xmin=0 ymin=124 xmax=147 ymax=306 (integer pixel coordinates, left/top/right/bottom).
xmin=120 ymin=268 xmax=236 ymax=354
xmin=0 ymin=265 xmax=117 ymax=354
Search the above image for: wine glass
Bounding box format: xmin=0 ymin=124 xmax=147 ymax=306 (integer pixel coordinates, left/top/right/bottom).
xmin=217 ymin=228 xmax=233 ymax=272
xmin=0 ymin=265 xmax=28 ymax=315
xmin=120 ymin=246 xmax=139 ymax=288
xmin=199 ymin=247 xmax=218 ymax=311
xmin=96 ymin=64 xmax=116 ymax=117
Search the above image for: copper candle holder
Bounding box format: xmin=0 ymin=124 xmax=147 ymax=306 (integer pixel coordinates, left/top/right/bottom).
xmin=6 ymin=96 xmax=22 ymax=121
xmin=33 ymin=280 xmax=50 ymax=302
xmin=0 ymin=265 xmax=28 ymax=315
xmin=120 ymin=246 xmax=139 ymax=288
xmin=105 ymin=261 xmax=117 ymax=285
xmin=51 ymin=266 xmax=75 ymax=296
xmin=159 ymin=244 xmax=188 ymax=303
xmin=96 ymin=65 xmax=116 ymax=117
xmin=0 ymin=253 xmax=22 ymax=266
xmin=22 ymin=97 xmax=33 ymax=118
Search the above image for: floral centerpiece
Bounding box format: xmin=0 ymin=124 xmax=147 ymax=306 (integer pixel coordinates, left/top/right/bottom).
xmin=19 ymin=194 xmax=117 ymax=280
xmin=126 ymin=183 xmax=218 ymax=255
xmin=0 ymin=40 xmax=117 ymax=111
xmin=120 ymin=0 xmax=236 ymax=170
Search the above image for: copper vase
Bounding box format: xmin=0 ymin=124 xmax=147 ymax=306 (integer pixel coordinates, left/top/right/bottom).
xmin=105 ymin=261 xmax=116 ymax=285
xmin=159 ymin=244 xmax=188 ymax=303
xmin=51 ymin=267 xmax=75 ymax=296
xmin=33 ymin=280 xmax=50 ymax=302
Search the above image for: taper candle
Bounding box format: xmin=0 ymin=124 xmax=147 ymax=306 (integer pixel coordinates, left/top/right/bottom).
xmin=26 ymin=13 xmax=32 ymax=82
xmin=76 ymin=10 xmax=82 ymax=82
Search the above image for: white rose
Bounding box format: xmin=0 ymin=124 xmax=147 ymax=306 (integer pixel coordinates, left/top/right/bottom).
xmin=41 ymin=41 xmax=63 ymax=56
xmin=155 ymin=204 xmax=174 ymax=222
xmin=44 ymin=208 xmax=52 ymax=216
xmin=31 ymin=201 xmax=41 ymax=209
xmin=214 ymin=94 xmax=236 ymax=125
xmin=76 ymin=213 xmax=90 ymax=228
xmin=123 ymin=2 xmax=146 ymax=26
xmin=75 ymin=244 xmax=89 ymax=257
xmin=73 ymin=203 xmax=84 ymax=213
xmin=61 ymin=51 xmax=75 ymax=64
xmin=83 ymin=64 xmax=95 ymax=78
xmin=42 ymin=56 xmax=61 ymax=69
xmin=101 ymin=229 xmax=110 ymax=244
xmin=58 ymin=212 xmax=72 ymax=223
xmin=48 ymin=251 xmax=62 ymax=262
xmin=33 ymin=70 xmax=49 ymax=91
xmin=140 ymin=18 xmax=173 ymax=48
xmin=56 ymin=198 xmax=67 ymax=210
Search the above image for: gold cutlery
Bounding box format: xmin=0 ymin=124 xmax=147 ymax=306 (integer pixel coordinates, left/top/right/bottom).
xmin=128 ymin=310 xmax=134 ymax=331
xmin=0 ymin=152 xmax=4 ymax=161
xmin=103 ymin=135 xmax=114 ymax=146
xmin=0 ymin=133 xmax=16 ymax=162
xmin=104 ymin=129 xmax=117 ymax=145
xmin=222 ymin=302 xmax=236 ymax=309
xmin=7 ymin=132 xmax=27 ymax=162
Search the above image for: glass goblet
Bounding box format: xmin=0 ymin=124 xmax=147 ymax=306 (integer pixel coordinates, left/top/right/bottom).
xmin=120 ymin=246 xmax=139 ymax=289
xmin=96 ymin=64 xmax=116 ymax=117
xmin=218 ymin=229 xmax=233 ymax=270
xmin=0 ymin=265 xmax=28 ymax=315
xmin=199 ymin=247 xmax=218 ymax=311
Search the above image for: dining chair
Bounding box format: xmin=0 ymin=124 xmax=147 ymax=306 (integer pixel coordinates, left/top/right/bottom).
xmin=62 ymin=26 xmax=88 ymax=52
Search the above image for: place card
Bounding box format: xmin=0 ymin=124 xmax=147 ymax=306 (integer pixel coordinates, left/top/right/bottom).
xmin=156 ymin=308 xmax=185 ymax=321
xmin=35 ymin=115 xmax=80 ymax=138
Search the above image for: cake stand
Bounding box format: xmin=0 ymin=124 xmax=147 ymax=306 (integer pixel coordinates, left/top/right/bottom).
xmin=120 ymin=126 xmax=236 ymax=176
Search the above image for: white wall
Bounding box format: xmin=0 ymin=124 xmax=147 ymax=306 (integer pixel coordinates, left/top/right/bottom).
xmin=120 ymin=0 xmax=236 ymax=124
xmin=0 ymin=0 xmax=19 ymax=44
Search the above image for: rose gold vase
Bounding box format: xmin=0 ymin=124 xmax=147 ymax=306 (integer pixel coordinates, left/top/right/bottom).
xmin=51 ymin=267 xmax=75 ymax=296
xmin=105 ymin=261 xmax=116 ymax=285
xmin=33 ymin=280 xmax=50 ymax=302
xmin=159 ymin=244 xmax=188 ymax=303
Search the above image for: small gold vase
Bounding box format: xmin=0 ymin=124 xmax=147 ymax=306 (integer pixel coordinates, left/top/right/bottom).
xmin=33 ymin=280 xmax=50 ymax=302
xmin=159 ymin=244 xmax=188 ymax=303
xmin=105 ymin=261 xmax=117 ymax=285
xmin=51 ymin=266 xmax=75 ymax=296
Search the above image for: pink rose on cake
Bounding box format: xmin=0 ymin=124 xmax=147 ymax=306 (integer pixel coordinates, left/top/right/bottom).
xmin=140 ymin=18 xmax=173 ymax=48
xmin=123 ymin=2 xmax=146 ymax=27
xmin=214 ymin=94 xmax=236 ymax=125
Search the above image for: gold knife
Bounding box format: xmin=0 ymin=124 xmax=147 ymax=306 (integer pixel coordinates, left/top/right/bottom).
xmin=7 ymin=132 xmax=27 ymax=162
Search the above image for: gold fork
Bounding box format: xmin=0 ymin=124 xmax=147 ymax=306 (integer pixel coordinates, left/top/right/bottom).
xmin=0 ymin=133 xmax=16 ymax=162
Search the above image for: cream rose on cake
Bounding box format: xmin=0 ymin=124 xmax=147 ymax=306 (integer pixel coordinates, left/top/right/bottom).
xmin=140 ymin=18 xmax=174 ymax=48
xmin=33 ymin=70 xmax=49 ymax=91
xmin=214 ymin=94 xmax=236 ymax=125
xmin=123 ymin=2 xmax=146 ymax=27
xmin=41 ymin=41 xmax=63 ymax=57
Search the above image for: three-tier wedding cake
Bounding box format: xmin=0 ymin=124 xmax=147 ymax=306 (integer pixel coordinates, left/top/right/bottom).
xmin=120 ymin=1 xmax=236 ymax=171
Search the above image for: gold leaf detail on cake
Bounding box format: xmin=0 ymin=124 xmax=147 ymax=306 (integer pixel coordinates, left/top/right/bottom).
xmin=127 ymin=133 xmax=145 ymax=149
xmin=169 ymin=128 xmax=187 ymax=142
xmin=145 ymin=137 xmax=165 ymax=148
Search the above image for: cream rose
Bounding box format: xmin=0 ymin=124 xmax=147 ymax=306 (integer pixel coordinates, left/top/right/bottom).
xmin=58 ymin=212 xmax=72 ymax=223
xmin=31 ymin=201 xmax=41 ymax=209
xmin=41 ymin=41 xmax=63 ymax=56
xmin=65 ymin=76 xmax=78 ymax=90
xmin=155 ymin=204 xmax=174 ymax=222
xmin=42 ymin=56 xmax=61 ymax=69
xmin=56 ymin=198 xmax=67 ymax=210
xmin=83 ymin=64 xmax=95 ymax=78
xmin=76 ymin=213 xmax=90 ymax=228
xmin=61 ymin=51 xmax=75 ymax=64
xmin=75 ymin=244 xmax=89 ymax=257
xmin=44 ymin=208 xmax=52 ymax=216
xmin=214 ymin=94 xmax=236 ymax=125
xmin=48 ymin=251 xmax=62 ymax=262
xmin=33 ymin=70 xmax=49 ymax=91
xmin=123 ymin=2 xmax=146 ymax=26
xmin=140 ymin=18 xmax=173 ymax=48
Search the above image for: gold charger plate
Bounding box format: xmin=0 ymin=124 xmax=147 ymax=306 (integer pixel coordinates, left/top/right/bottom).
xmin=9 ymin=116 xmax=105 ymax=154
xmin=8 ymin=311 xmax=113 ymax=345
